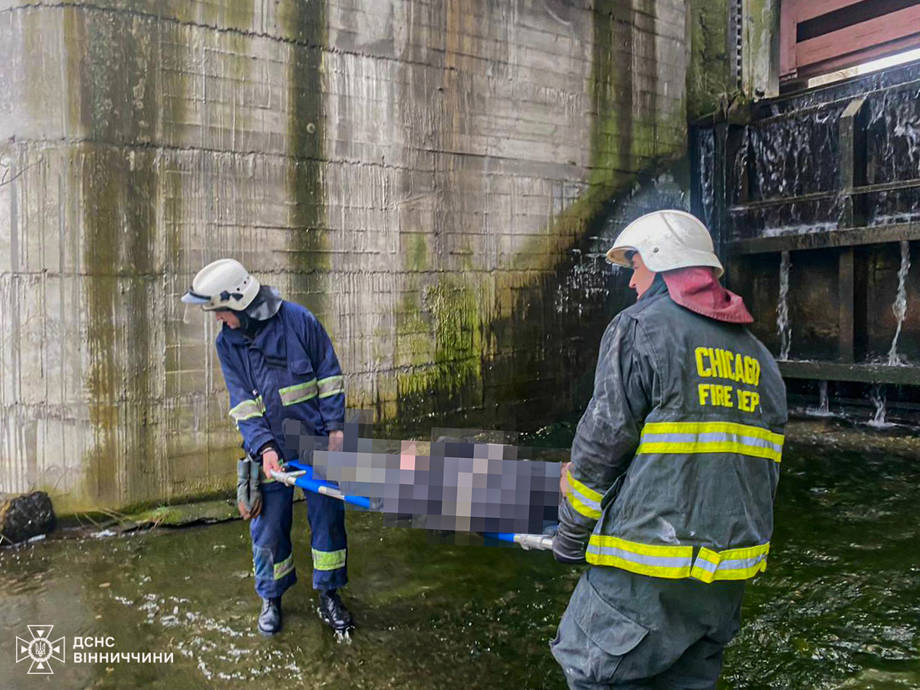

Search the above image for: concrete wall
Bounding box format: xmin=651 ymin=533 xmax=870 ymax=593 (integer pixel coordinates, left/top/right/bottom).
xmin=0 ymin=0 xmax=692 ymax=512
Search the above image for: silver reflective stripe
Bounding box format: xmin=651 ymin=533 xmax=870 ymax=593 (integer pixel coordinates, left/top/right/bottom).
xmin=719 ymin=555 xmax=766 ymax=570
xmin=692 ymin=558 xmax=718 ymax=574
xmin=230 ymin=399 xmax=263 ymax=422
xmin=279 ymin=380 xmax=317 ymax=406
xmin=640 ymin=431 xmax=782 ymax=455
xmin=691 ymin=543 xmax=770 ymax=582
xmin=317 ymin=375 xmax=344 ymax=399
xmin=587 ymin=544 xmax=692 ymax=570
xmin=566 ymin=469 xmax=603 ymax=519
xmin=637 ymin=421 xmax=784 ymax=462
xmin=570 ymin=491 xmax=601 ymax=515
xmin=273 ymin=553 xmax=294 ymax=580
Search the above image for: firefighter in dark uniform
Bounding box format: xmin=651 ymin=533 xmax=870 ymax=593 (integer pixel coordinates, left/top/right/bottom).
xmin=182 ymin=258 xmax=355 ymax=638
xmin=551 ymin=210 xmax=787 ymax=688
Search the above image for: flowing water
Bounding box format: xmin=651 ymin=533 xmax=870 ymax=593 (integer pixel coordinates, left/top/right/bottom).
xmin=807 ymin=381 xmax=833 ymax=418
xmin=869 ymin=385 xmax=894 ymax=429
xmin=887 ymin=241 xmax=912 ymax=366
xmin=2 ymin=431 xmax=919 ymax=689
xmin=777 ymin=251 xmax=792 ymax=361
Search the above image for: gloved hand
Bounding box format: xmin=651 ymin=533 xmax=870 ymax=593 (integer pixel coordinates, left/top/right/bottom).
xmin=552 ymin=520 xmax=588 ymax=565
xmin=237 ymin=457 xmax=262 ymax=519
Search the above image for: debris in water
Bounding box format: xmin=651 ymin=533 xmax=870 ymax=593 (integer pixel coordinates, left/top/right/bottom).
xmin=0 ymin=491 xmax=56 ymax=544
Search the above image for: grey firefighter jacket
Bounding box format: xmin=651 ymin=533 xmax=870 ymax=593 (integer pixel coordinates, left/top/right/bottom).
xmin=557 ymin=279 xmax=787 ymax=582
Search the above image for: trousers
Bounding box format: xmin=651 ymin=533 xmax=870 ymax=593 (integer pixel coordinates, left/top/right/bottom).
xmin=249 ymin=480 xmax=348 ymax=598
xmin=551 ymin=566 xmax=746 ymax=689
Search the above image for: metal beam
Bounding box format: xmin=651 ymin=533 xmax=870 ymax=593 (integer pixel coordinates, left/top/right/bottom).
xmin=726 ymin=222 xmax=920 ymax=255
xmin=838 ymin=248 xmax=855 ymax=363
xmin=779 ymin=360 xmax=920 ymax=385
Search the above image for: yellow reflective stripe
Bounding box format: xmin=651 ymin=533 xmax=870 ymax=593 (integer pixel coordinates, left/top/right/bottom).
xmin=642 ymin=421 xmax=784 ymax=447
xmin=273 ymin=553 xmax=294 ymax=580
xmin=565 ymin=468 xmax=603 ymax=519
xmin=567 ymin=494 xmax=602 ymax=520
xmin=566 ymin=470 xmax=603 ymax=502
xmin=690 ymin=543 xmax=770 ymax=583
xmin=587 ymin=535 xmax=693 ymax=579
xmin=591 ymin=535 xmax=692 ymax=558
xmin=638 ymin=421 xmax=784 ymax=463
xmin=637 ymin=441 xmax=781 ymax=462
xmin=229 ymin=399 xmax=264 ymax=422
xmin=279 ymin=379 xmax=318 ymax=406
xmin=312 ymin=548 xmax=346 ymax=571
xmin=317 ymin=375 xmax=344 ymax=399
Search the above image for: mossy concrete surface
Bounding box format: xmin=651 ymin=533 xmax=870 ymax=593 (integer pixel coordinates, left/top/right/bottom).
xmin=1 ymin=0 xmax=723 ymax=512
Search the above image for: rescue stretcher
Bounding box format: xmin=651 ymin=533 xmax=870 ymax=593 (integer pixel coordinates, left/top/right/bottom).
xmin=270 ymin=460 xmax=556 ymax=552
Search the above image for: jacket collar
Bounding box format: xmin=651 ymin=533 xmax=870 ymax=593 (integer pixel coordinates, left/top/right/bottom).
xmin=661 ymin=267 xmax=754 ymax=324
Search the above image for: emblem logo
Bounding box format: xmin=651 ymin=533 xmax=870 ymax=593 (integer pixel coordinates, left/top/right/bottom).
xmin=15 ymin=625 xmax=66 ymax=674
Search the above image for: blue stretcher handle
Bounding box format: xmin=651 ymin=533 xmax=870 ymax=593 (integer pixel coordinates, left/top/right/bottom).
xmin=271 ymin=460 xmax=372 ymax=509
xmin=482 ymin=532 xmax=555 ymax=551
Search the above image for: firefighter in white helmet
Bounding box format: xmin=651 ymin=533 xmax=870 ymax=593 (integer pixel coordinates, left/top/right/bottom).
xmin=182 ymin=259 xmax=355 ymax=638
xmin=551 ymin=210 xmax=787 ymax=688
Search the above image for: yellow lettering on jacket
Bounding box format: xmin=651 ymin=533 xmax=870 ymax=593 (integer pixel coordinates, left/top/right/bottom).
xmin=695 ymin=348 xmax=711 ymax=377
xmin=695 ymin=348 xmax=761 ymax=387
xmin=698 ymin=383 xmax=734 ymax=408
xmin=736 ymin=388 xmax=760 ymax=412
xmin=696 ymin=347 xmax=764 ymax=411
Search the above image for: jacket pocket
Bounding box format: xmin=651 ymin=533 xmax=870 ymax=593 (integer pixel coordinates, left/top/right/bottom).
xmin=551 ymin=574 xmax=648 ymax=684
xmin=278 ymin=359 xmax=317 ymax=406
xmin=289 ymin=358 xmax=314 ymax=377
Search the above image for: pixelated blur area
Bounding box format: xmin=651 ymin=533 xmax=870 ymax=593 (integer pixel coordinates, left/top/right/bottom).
xmin=286 ymin=419 xmax=565 ymax=537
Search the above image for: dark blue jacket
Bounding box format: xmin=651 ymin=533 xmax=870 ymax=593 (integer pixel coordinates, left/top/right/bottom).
xmin=215 ymin=302 xmax=345 ymax=460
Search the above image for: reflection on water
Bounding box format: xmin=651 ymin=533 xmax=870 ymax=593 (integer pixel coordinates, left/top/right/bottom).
xmin=1 ymin=432 xmax=918 ymax=689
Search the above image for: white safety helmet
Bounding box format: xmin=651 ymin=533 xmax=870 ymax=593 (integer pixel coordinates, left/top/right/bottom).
xmin=606 ymin=210 xmax=723 ymax=277
xmin=181 ymin=258 xmax=260 ymax=311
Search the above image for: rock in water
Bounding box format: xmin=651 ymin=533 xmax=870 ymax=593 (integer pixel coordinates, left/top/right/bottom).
xmin=0 ymin=492 xmax=56 ymax=545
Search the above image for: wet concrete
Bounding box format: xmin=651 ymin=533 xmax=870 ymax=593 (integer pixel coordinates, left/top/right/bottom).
xmin=1 ymin=437 xmax=918 ymax=689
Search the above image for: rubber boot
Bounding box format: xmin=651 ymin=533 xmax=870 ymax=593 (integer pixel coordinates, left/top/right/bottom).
xmin=317 ymin=590 xmax=355 ymax=641
xmin=258 ymin=597 xmax=282 ymax=636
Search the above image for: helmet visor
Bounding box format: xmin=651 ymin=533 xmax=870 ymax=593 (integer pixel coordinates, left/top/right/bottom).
xmin=605 ymin=245 xmax=635 ymax=267
xmin=181 ymin=290 xmax=211 ymax=305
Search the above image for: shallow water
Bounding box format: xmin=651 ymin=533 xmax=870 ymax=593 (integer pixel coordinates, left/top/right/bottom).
xmin=1 ymin=438 xmax=918 ymax=689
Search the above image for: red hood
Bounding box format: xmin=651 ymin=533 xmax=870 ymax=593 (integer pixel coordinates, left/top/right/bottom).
xmin=661 ymin=267 xmax=753 ymax=324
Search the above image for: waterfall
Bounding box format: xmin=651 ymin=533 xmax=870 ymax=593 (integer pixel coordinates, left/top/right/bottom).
xmin=807 ymin=380 xmax=832 ymax=417
xmin=868 ymin=384 xmax=892 ymax=428
xmin=887 ymin=240 xmax=911 ymax=365
xmin=777 ymin=251 xmax=792 ymax=360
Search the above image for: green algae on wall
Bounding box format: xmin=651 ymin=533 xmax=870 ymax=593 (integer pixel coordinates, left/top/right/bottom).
xmin=394 ymin=276 xmax=486 ymax=415
xmin=742 ymin=0 xmax=779 ymax=99
xmin=687 ymin=0 xmax=734 ymax=120
xmin=514 ymin=0 xmax=685 ymax=273
xmin=75 ymin=9 xmax=161 ymax=510
xmin=286 ymin=0 xmax=329 ymax=321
